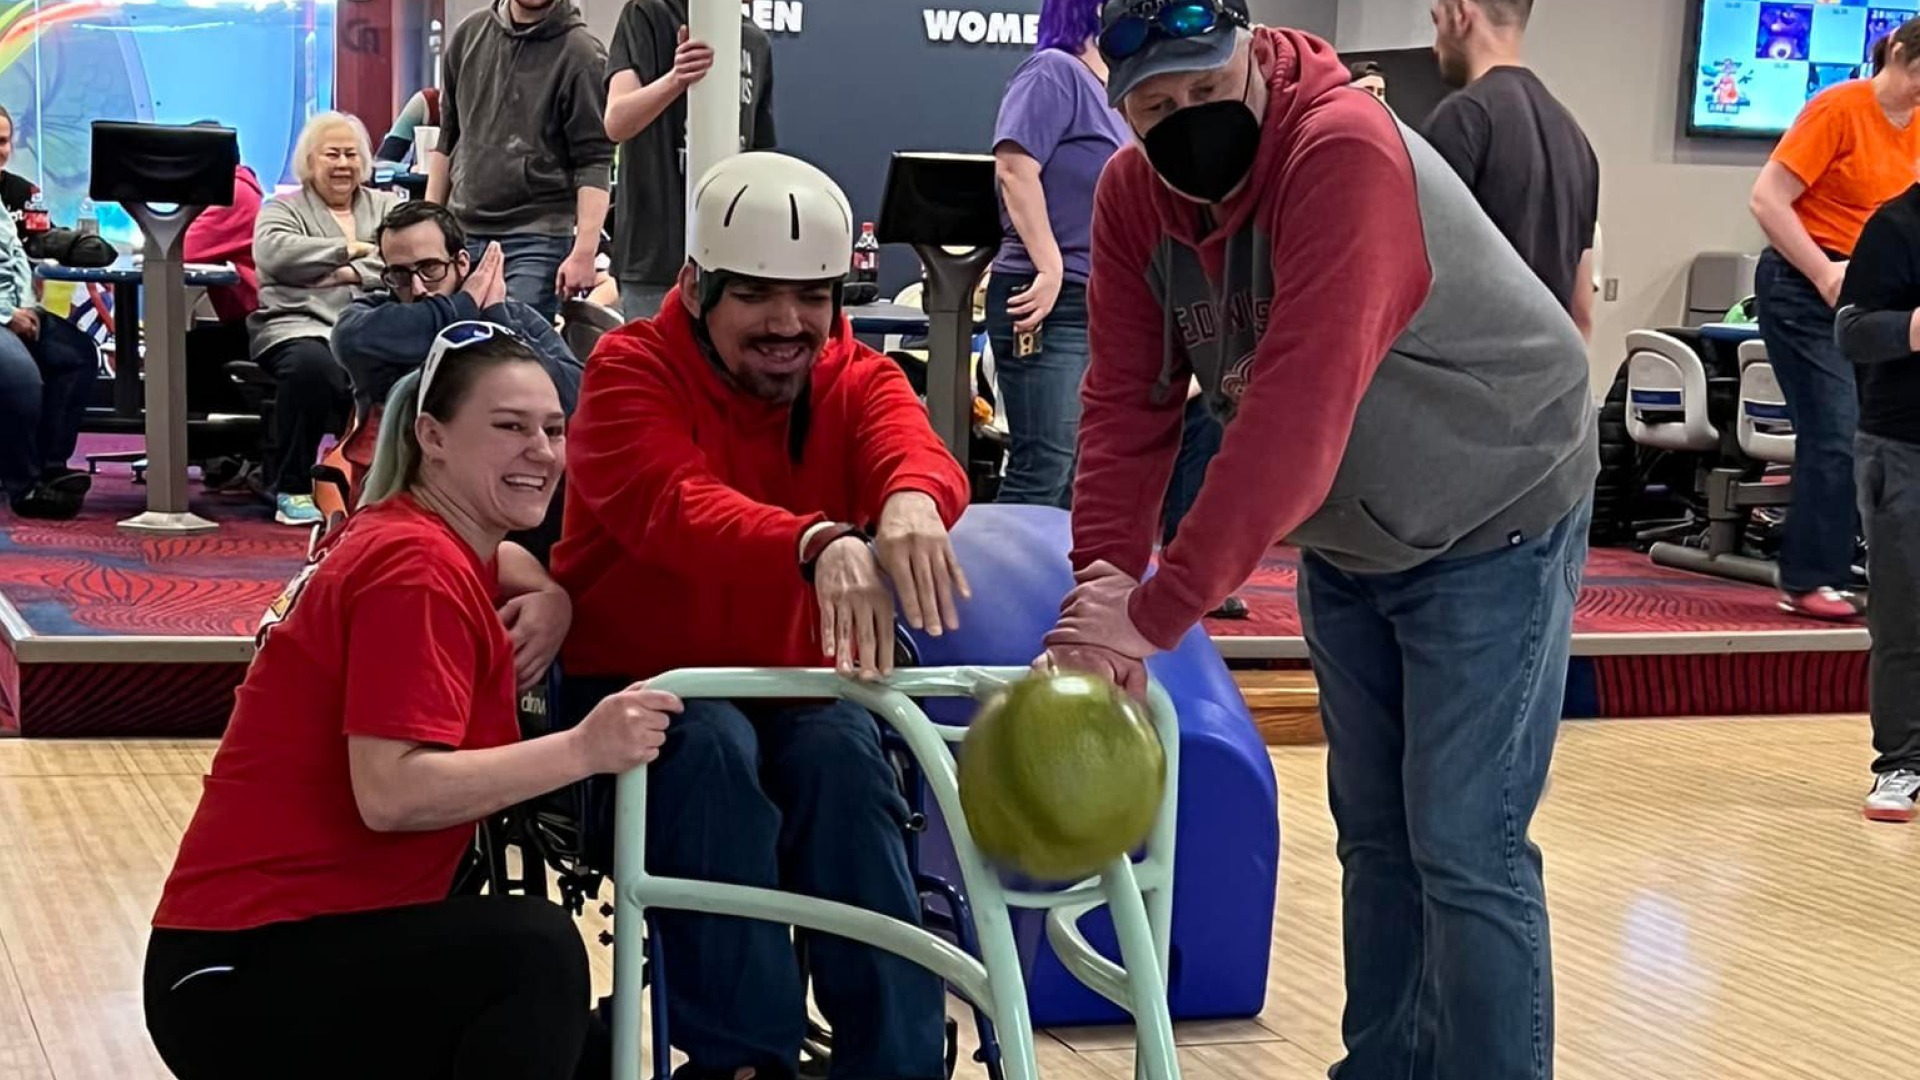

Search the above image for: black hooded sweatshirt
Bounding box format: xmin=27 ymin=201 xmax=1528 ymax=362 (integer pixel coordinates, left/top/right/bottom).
xmin=440 ymin=0 xmax=616 ymax=237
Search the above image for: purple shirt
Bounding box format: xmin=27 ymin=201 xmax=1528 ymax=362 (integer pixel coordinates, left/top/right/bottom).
xmin=991 ymin=49 xmax=1132 ymax=284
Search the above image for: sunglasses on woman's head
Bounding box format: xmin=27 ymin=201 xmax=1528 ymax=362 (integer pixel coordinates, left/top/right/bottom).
xmin=1100 ymin=0 xmax=1246 ymax=61
xmin=417 ymin=320 xmax=523 ymax=412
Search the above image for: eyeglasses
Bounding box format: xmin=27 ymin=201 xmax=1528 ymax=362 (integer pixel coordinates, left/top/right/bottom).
xmin=1100 ymin=0 xmax=1246 ymax=61
xmin=418 ymin=320 xmax=522 ymax=412
xmin=380 ymin=258 xmax=456 ymax=292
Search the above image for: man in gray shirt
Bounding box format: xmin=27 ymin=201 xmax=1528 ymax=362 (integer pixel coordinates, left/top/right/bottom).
xmin=428 ymin=0 xmax=615 ymax=323
xmin=603 ymin=0 xmax=775 ymax=321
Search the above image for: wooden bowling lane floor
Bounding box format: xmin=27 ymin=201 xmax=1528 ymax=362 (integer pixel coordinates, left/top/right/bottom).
xmin=0 ymin=716 xmax=1911 ymax=1079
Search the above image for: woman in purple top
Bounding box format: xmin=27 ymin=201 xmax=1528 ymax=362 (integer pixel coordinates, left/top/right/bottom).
xmin=988 ymin=0 xmax=1130 ymax=507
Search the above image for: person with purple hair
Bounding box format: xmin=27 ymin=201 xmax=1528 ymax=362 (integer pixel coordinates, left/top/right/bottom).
xmin=986 ymin=0 xmax=1129 ymax=507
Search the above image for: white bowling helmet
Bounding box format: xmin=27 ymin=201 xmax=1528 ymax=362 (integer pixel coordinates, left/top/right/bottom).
xmin=688 ymin=151 xmax=854 ymax=282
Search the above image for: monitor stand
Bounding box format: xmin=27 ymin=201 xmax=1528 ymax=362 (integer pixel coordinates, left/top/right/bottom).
xmin=914 ymin=245 xmax=995 ymax=463
xmin=117 ymin=201 xmax=215 ymax=535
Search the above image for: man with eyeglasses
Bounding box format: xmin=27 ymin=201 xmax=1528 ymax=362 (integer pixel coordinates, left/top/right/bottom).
xmin=333 ymin=200 xmax=583 ymax=420
xmin=1037 ymin=3 xmax=1595 ymax=1078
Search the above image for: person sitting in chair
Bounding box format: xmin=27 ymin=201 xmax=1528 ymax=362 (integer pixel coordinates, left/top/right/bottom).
xmin=334 ymin=200 xmax=583 ymax=418
xmin=551 ymin=151 xmax=970 ymax=1080
xmin=144 ymin=323 xmax=677 ymax=1079
xmin=0 ymin=185 xmax=99 ymax=520
xmin=248 ymin=110 xmax=399 ymax=527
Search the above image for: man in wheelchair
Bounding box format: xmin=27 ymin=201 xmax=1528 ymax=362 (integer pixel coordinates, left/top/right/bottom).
xmin=550 ymin=151 xmax=972 ymax=1080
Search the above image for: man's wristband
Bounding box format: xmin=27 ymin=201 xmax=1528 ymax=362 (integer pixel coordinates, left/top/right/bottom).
xmin=799 ymin=523 xmax=865 ymax=584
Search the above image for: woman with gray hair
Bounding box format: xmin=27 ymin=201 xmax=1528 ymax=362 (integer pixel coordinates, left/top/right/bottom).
xmin=248 ymin=110 xmax=399 ymax=526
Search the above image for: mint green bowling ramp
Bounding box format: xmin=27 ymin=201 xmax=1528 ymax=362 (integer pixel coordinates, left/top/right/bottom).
xmin=610 ymin=666 xmax=1182 ymax=1080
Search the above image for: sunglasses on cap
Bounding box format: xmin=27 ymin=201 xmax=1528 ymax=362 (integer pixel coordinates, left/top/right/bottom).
xmin=418 ymin=320 xmax=523 ymax=412
xmin=1100 ymin=0 xmax=1248 ymax=61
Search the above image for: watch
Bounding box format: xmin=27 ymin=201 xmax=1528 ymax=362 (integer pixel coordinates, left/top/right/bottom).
xmin=800 ymin=523 xmax=866 ymax=584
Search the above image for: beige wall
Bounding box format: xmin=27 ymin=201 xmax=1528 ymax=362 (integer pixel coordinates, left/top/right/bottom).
xmin=1333 ymin=0 xmax=1773 ymax=392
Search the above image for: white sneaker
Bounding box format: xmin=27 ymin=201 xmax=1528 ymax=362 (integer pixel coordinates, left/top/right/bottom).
xmin=1864 ymin=769 xmax=1920 ymax=823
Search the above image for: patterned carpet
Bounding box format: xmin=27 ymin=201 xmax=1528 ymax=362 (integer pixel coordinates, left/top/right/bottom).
xmin=0 ymin=439 xmax=1867 ymax=730
xmin=0 ymin=453 xmax=304 ymax=639
xmin=1210 ymin=546 xmax=1855 ymax=641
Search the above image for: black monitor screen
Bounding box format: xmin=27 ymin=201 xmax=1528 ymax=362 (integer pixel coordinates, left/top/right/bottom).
xmin=90 ymin=121 xmax=239 ymax=207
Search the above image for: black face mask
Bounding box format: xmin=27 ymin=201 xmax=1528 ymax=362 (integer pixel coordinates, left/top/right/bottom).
xmin=1142 ymin=98 xmax=1262 ymax=203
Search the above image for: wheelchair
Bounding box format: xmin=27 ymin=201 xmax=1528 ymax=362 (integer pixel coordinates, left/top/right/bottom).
xmin=306 ymin=477 xmax=1182 ymax=1080
xmin=444 ymin=657 xmax=1180 ymax=1080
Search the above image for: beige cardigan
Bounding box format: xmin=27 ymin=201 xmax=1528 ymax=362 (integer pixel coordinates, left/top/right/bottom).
xmin=246 ymin=184 xmax=399 ymax=359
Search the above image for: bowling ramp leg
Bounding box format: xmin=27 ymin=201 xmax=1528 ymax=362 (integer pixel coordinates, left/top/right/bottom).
xmin=605 ymin=667 xmax=1179 ymax=1080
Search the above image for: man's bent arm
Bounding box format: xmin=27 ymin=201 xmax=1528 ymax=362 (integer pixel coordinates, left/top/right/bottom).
xmin=566 ymin=340 xmax=825 ymax=585
xmin=849 ymin=354 xmax=970 ymax=526
xmin=1068 ymin=161 xmax=1191 ymax=583
xmin=1128 ymin=122 xmax=1432 ymax=649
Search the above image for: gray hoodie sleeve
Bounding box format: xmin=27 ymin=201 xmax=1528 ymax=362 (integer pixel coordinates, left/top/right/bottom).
xmin=559 ymin=35 xmax=615 ymax=191
xmin=252 ymin=199 xmax=351 ymax=286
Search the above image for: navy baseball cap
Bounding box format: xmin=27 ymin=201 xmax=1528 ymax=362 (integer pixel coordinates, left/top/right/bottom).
xmin=1100 ymin=0 xmax=1251 ymax=107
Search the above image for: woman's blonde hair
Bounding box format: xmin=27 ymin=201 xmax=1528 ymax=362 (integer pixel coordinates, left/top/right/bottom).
xmin=293 ymin=110 xmax=373 ymax=188
xmin=359 ymin=333 xmax=547 ymax=507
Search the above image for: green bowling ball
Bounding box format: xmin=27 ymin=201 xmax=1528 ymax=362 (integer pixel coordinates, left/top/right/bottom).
xmin=957 ymin=670 xmax=1166 ymax=883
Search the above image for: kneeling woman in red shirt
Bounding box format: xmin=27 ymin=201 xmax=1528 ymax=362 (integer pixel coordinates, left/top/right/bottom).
xmin=143 ymin=322 xmax=680 ymax=1080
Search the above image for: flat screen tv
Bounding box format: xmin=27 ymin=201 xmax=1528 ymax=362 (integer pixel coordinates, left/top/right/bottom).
xmin=1688 ymin=0 xmax=1919 ymax=138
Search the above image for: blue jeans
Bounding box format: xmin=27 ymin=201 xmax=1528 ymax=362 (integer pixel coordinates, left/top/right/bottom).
xmin=1300 ymin=500 xmax=1589 ymax=1080
xmin=1754 ymin=246 xmax=1859 ymax=593
xmin=567 ymin=686 xmax=946 ymax=1080
xmin=986 ymin=272 xmax=1088 ymax=508
xmin=469 ymin=234 xmax=573 ymax=324
xmin=0 ymin=311 xmax=95 ymax=496
xmin=1161 ymin=394 xmax=1223 ymax=545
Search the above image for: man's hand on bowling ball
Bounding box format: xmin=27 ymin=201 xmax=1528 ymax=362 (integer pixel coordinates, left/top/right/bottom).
xmin=1034 ymin=644 xmax=1150 ymax=701
xmin=874 ymin=490 xmax=971 ymax=637
xmin=1051 ymin=560 xmax=1158 ymax=659
xmin=815 ymin=536 xmax=895 ymax=681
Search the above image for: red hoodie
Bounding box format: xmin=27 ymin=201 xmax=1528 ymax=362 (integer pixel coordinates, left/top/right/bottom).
xmin=184 ymin=164 xmax=264 ymax=322
xmin=1073 ymin=27 xmax=1434 ymax=649
xmin=552 ymin=289 xmax=970 ymax=679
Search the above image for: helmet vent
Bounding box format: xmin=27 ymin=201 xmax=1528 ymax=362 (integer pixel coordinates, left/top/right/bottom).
xmin=788 ymin=193 xmax=801 ymax=240
xmin=723 ymin=184 xmax=749 ymax=228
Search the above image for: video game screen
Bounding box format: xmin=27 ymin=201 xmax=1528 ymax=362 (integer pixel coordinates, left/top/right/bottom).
xmin=1690 ymin=0 xmax=1920 ymax=136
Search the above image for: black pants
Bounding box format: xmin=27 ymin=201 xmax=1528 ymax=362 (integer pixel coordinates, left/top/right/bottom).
xmin=144 ymin=896 xmax=609 ymax=1080
xmin=563 ymin=680 xmax=947 ymax=1080
xmin=254 ymin=336 xmax=350 ymax=496
xmin=1859 ymin=432 xmax=1920 ymax=774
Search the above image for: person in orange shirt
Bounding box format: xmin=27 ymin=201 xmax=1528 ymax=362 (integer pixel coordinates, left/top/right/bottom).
xmin=1749 ymin=17 xmax=1920 ymax=621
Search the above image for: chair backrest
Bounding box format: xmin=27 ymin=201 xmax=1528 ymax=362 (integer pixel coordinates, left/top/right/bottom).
xmin=1685 ymin=251 xmax=1759 ymax=328
xmin=561 ymin=298 xmax=625 ymax=361
xmin=1624 ymin=329 xmax=1719 ymax=452
xmin=311 ymin=403 xmax=384 ymax=525
xmin=882 ymin=282 xmax=925 ymax=354
xmin=1737 ymin=339 xmax=1795 ymax=464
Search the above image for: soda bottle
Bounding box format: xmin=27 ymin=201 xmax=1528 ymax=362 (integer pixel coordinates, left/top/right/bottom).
xmin=77 ymin=198 xmax=98 ymax=236
xmin=852 ymin=221 xmax=880 ymax=284
xmin=23 ymin=191 xmax=49 ymax=235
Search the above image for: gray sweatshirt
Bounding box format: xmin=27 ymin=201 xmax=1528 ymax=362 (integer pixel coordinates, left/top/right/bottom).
xmin=246 ymin=185 xmax=398 ymax=360
xmin=440 ymin=0 xmax=615 ymax=237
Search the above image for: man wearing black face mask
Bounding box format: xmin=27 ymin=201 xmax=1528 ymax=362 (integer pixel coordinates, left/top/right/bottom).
xmin=1037 ymin=3 xmax=1596 ymax=1079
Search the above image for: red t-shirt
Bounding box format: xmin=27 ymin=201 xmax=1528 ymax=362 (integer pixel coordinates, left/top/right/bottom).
xmin=153 ymin=495 xmax=520 ymax=931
